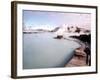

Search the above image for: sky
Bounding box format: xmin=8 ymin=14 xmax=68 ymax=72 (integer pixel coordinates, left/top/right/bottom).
xmin=23 ymin=10 xmax=91 ymax=30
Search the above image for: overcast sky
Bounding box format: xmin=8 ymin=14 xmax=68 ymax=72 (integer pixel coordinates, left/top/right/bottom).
xmin=23 ymin=10 xmax=91 ymax=29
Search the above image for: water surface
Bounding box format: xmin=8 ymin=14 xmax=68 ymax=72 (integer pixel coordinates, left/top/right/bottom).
xmin=23 ymin=32 xmax=80 ymax=69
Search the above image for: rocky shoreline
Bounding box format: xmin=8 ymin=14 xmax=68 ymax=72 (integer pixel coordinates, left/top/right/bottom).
xmin=66 ymin=34 xmax=91 ymax=67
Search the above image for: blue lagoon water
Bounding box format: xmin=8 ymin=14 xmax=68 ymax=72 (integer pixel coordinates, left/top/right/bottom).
xmin=23 ymin=32 xmax=80 ymax=69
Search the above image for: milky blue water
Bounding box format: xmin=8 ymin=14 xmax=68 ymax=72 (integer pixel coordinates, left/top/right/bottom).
xmin=23 ymin=32 xmax=80 ymax=69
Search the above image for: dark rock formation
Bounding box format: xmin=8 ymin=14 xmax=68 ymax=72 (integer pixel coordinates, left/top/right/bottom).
xmin=54 ymin=35 xmax=63 ymax=39
xmin=75 ymin=27 xmax=81 ymax=33
xmin=70 ymin=34 xmax=91 ymax=44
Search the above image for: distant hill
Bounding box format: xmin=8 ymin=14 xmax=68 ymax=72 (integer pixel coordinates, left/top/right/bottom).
xmin=23 ymin=25 xmax=90 ymax=34
xmin=50 ymin=27 xmax=60 ymax=32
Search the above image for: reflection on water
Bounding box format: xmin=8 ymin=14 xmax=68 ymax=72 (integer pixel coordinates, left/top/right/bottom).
xmin=23 ymin=32 xmax=80 ymax=69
